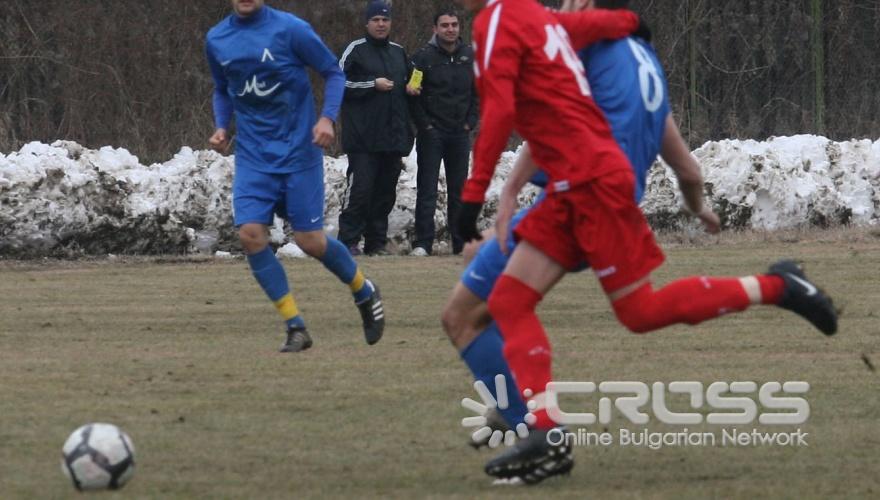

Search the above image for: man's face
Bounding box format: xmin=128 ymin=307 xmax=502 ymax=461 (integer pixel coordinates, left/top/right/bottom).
xmin=434 ymin=15 xmax=461 ymax=44
xmin=455 ymin=0 xmax=487 ymax=14
xmin=231 ymin=0 xmax=264 ymax=17
xmin=366 ymin=16 xmax=391 ymax=40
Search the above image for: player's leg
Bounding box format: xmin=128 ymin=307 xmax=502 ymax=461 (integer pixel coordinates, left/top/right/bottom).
xmin=609 ymin=263 xmax=835 ymax=335
xmin=483 ymin=241 xmax=572 ymax=482
xmin=338 ymin=153 xmax=379 ymax=255
xmin=443 ymin=131 xmax=470 ymax=255
xmin=286 ymin=168 xmax=385 ymax=345
xmin=487 ymin=240 xmax=569 ymax=430
xmin=580 ymin=172 xmax=837 ymax=335
xmin=364 ymin=154 xmax=403 ymax=255
xmin=441 ymin=235 xmax=530 ymax=433
xmin=234 ymin=170 xmax=310 ymax=352
xmin=480 ymin=197 xmax=581 ymax=483
xmin=413 ymin=129 xmax=442 ymax=255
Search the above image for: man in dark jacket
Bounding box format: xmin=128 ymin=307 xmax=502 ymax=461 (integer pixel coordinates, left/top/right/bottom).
xmin=408 ymin=8 xmax=478 ymax=256
xmin=338 ymin=0 xmax=414 ymax=256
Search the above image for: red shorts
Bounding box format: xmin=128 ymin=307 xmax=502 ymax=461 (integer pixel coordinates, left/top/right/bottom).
xmin=514 ymin=170 xmax=665 ymax=293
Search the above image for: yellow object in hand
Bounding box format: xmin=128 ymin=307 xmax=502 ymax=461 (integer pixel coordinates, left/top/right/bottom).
xmin=410 ymin=69 xmax=424 ymax=90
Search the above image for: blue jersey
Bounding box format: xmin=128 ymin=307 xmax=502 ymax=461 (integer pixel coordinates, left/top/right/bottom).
xmin=581 ymin=37 xmax=670 ymax=202
xmin=206 ymin=7 xmax=345 ymax=174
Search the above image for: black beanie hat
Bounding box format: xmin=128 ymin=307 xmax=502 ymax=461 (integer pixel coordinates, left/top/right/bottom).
xmin=365 ymin=1 xmax=392 ymax=21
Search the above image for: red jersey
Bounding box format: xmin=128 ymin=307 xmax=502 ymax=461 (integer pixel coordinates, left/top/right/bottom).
xmin=461 ymin=0 xmax=640 ymax=203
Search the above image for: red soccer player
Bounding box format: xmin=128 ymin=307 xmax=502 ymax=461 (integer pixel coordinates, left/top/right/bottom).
xmin=454 ymin=0 xmax=837 ymax=483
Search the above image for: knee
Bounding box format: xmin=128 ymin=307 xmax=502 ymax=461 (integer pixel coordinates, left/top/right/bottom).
xmin=293 ymin=231 xmax=326 ymax=257
xmin=611 ymin=300 xmax=652 ymax=334
xmin=441 ymin=302 xmax=486 ymax=351
xmin=239 ymin=226 xmax=268 ymax=255
xmin=440 ymin=304 xmax=462 ymax=340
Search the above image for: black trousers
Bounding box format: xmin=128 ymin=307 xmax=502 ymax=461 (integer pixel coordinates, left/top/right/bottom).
xmin=338 ymin=152 xmax=403 ymax=253
xmin=413 ymin=128 xmax=470 ymax=254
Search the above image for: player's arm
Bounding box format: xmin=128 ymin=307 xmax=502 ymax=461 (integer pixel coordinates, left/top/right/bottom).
xmin=457 ymin=10 xmax=523 ymax=242
xmin=552 ymin=9 xmax=639 ymax=50
xmin=659 ymin=115 xmax=720 ymax=234
xmin=206 ymin=43 xmax=232 ymax=153
xmin=290 ymin=19 xmax=344 ymax=147
xmin=496 ymin=143 xmax=541 ymax=253
xmin=340 ymin=43 xmax=380 ymax=98
xmin=461 ymin=24 xmax=522 ymax=204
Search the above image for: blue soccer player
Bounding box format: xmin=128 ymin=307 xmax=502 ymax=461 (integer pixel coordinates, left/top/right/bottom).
xmin=206 ymin=0 xmax=385 ymax=353
xmin=442 ymin=0 xmax=721 ymax=466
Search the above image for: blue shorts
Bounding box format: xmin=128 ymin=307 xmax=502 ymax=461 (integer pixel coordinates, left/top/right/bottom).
xmin=460 ymin=192 xmax=587 ymax=300
xmin=233 ymin=165 xmax=324 ymax=232
xmin=461 ymin=205 xmax=535 ymax=301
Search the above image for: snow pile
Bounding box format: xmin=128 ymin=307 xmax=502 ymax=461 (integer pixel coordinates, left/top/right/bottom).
xmin=0 ymin=135 xmax=878 ymax=257
xmin=0 ymin=141 xmax=233 ymax=257
xmin=641 ymin=135 xmax=880 ymax=231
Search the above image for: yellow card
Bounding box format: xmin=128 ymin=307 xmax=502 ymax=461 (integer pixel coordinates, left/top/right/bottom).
xmin=410 ymin=69 xmax=424 ymax=90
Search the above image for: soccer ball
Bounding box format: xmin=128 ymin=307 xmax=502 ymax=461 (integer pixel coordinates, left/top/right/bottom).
xmin=61 ymin=423 xmax=135 ymax=491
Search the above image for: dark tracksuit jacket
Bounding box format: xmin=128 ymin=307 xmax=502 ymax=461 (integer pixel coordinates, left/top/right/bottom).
xmin=337 ymin=34 xmax=413 ymax=251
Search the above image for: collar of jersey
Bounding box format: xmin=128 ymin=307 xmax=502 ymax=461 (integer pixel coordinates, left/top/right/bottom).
xmin=232 ymin=5 xmax=270 ymax=27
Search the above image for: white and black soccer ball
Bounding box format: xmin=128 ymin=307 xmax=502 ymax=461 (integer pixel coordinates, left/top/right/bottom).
xmin=61 ymin=423 xmax=135 ymax=491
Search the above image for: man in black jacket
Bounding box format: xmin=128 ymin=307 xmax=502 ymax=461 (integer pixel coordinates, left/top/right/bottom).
xmin=407 ymin=8 xmax=478 ymax=256
xmin=338 ymin=0 xmax=414 ymax=256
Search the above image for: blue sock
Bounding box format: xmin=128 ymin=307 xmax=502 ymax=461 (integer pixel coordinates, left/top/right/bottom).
xmin=460 ymin=323 xmax=529 ymax=427
xmin=321 ymin=236 xmax=373 ymax=303
xmin=248 ymin=247 xmax=304 ymax=329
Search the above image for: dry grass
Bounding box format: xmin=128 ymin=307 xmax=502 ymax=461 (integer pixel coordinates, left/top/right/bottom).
xmin=0 ymin=229 xmax=878 ymax=499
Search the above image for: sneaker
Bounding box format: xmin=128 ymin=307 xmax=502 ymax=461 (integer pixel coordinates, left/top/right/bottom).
xmin=280 ymin=326 xmax=313 ymax=353
xmin=484 ymin=427 xmax=573 ymax=485
xmin=357 ymin=281 xmax=385 ymax=345
xmin=410 ymin=247 xmax=429 ymax=257
xmin=768 ymin=260 xmax=837 ymax=336
xmin=469 ymin=408 xmax=512 ymax=449
xmin=347 ymin=245 xmax=363 ymax=256
xmin=366 ymin=248 xmax=392 ymax=257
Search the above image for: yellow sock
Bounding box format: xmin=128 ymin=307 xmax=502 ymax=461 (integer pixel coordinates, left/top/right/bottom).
xmin=274 ymin=293 xmax=300 ymax=321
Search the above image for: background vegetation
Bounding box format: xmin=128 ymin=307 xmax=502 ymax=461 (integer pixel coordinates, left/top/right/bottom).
xmin=1 ymin=0 xmax=877 ymax=162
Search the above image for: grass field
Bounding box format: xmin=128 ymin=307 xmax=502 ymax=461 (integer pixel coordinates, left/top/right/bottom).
xmin=1 ymin=229 xmax=879 ymax=499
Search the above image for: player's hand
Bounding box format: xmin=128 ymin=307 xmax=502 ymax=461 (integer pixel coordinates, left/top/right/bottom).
xmin=495 ymin=190 xmax=517 ymax=255
xmin=312 ymin=117 xmax=335 ymax=148
xmin=376 ymin=78 xmax=395 ymax=92
xmin=696 ymin=206 xmax=721 ymax=234
xmin=456 ymin=202 xmax=484 ymax=243
xmin=209 ymin=128 xmax=230 ymax=154
xmin=405 ymin=84 xmax=421 ymax=96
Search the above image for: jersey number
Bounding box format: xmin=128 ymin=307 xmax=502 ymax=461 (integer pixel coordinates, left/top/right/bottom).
xmin=543 ymin=25 xmax=591 ymax=96
xmin=627 ymin=38 xmax=664 ymax=112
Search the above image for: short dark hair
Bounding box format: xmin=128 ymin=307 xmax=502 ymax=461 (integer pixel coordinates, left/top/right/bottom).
xmin=433 ymin=8 xmax=460 ymax=26
xmin=594 ymin=0 xmax=629 ymax=9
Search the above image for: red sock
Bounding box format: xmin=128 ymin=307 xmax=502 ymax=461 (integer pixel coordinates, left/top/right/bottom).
xmin=756 ymin=274 xmax=785 ymax=304
xmin=612 ymin=277 xmax=751 ymax=334
xmin=487 ymin=275 xmax=555 ymax=430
